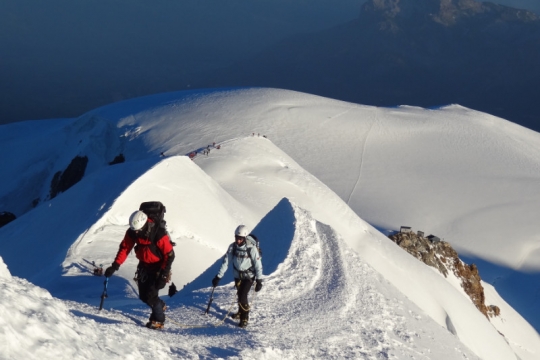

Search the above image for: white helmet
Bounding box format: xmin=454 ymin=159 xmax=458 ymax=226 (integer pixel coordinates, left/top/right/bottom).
xmin=235 ymin=225 xmax=249 ymax=237
xmin=129 ymin=210 xmax=148 ymax=231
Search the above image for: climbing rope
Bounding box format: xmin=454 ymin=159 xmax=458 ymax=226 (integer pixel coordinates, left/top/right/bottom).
xmin=165 ymin=291 xmax=237 ymax=329
xmin=238 ymin=284 xmax=257 ymax=312
xmin=165 ymin=284 xmax=258 ymax=329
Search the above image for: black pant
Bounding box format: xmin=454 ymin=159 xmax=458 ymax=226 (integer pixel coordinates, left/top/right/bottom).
xmin=137 ymin=265 xmax=166 ymax=322
xmin=235 ymin=277 xmax=253 ymax=322
xmin=235 ymin=277 xmax=254 ymax=304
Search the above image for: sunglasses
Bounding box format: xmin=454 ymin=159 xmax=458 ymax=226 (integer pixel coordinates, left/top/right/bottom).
xmin=235 ymin=235 xmax=246 ymax=241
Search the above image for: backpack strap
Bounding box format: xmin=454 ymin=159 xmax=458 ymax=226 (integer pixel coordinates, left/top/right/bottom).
xmin=246 ymin=234 xmax=261 ymax=256
xmin=232 ymin=243 xmax=255 ymax=278
xmin=150 ymin=225 xmax=168 ymax=261
xmin=127 ymin=223 xmax=168 ymax=261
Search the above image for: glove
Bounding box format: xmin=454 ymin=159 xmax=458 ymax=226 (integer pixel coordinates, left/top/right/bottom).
xmin=156 ymin=271 xmax=169 ymax=290
xmin=212 ymin=275 xmax=221 ymax=287
xmin=255 ymin=279 xmax=263 ymax=292
xmin=104 ymin=262 xmax=120 ymax=278
xmin=168 ymin=282 xmax=178 ymax=297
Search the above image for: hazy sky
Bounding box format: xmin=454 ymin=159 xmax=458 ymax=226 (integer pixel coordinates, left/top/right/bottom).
xmin=0 ymin=0 xmax=538 ymax=125
xmin=493 ymin=0 xmax=540 ymax=13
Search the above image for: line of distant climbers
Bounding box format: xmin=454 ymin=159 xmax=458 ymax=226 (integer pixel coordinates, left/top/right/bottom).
xmin=161 ymin=133 xmax=268 ymax=160
xmin=186 ymin=142 xmax=221 ymax=159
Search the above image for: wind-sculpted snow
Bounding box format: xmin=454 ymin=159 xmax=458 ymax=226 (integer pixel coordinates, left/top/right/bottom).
xmin=58 ymin=155 xmax=258 ymax=302
xmin=242 ymin=203 xmax=479 ymax=359
xmin=1 ymin=88 xmax=539 ymax=358
xmin=0 ymin=257 xmax=10 ymax=279
xmin=0 ymin=186 xmax=522 ymax=359
xmin=0 ymin=269 xmax=173 ymax=359
xmin=181 ymin=197 xmax=296 ymax=293
xmin=165 ymin=200 xmax=480 ymax=359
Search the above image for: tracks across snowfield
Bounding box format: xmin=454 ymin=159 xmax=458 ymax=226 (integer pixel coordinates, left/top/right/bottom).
xmin=242 ymin=207 xmax=397 ymax=359
xmin=64 ymin=204 xmax=479 ymax=359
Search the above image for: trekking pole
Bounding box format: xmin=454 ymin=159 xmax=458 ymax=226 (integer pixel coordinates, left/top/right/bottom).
xmin=204 ymin=286 xmax=216 ymax=315
xmin=98 ymin=277 xmax=109 ymax=311
xmin=250 ymin=281 xmax=257 ymax=311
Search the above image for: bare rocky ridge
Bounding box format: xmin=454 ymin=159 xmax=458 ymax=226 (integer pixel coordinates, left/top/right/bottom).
xmin=389 ymin=229 xmax=500 ymax=319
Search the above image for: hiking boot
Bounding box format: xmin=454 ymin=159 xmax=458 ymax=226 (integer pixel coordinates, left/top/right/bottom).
xmin=238 ymin=319 xmax=248 ymax=328
xmin=149 ymin=301 xmax=167 ymax=324
xmin=230 ymin=311 xmax=241 ymax=320
xmin=148 ymin=306 xmax=166 ymax=322
xmin=238 ymin=305 xmax=249 ymax=328
xmin=146 ymin=320 xmax=164 ymax=330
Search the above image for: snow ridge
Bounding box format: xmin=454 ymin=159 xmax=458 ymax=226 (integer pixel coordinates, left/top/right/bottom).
xmin=2 ymin=88 xmax=539 ymax=359
xmin=229 ymin=203 xmax=478 ymax=359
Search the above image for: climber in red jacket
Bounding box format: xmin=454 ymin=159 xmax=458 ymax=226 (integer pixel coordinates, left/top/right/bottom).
xmin=105 ymin=210 xmax=175 ymax=330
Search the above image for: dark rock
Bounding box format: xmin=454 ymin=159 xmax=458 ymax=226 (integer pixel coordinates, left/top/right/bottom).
xmin=488 ymin=304 xmax=501 ymax=317
xmin=109 ymin=153 xmax=125 ymax=165
xmin=49 ymin=156 xmax=89 ymax=199
xmin=389 ymin=228 xmax=497 ymax=319
xmin=0 ymin=211 xmax=16 ymax=228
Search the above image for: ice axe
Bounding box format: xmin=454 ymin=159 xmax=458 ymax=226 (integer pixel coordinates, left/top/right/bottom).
xmin=98 ymin=277 xmax=109 ymax=311
xmin=204 ymin=286 xmax=216 ymax=315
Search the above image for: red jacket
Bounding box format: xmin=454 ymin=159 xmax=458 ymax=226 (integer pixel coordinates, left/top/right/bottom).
xmin=114 ymin=220 xmax=174 ymax=271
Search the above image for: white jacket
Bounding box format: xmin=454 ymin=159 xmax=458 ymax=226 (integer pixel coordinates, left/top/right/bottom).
xmin=217 ymin=240 xmax=263 ymax=280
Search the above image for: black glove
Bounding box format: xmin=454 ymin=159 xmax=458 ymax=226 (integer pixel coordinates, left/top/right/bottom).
xmin=255 ymin=279 xmax=263 ymax=292
xmin=104 ymin=262 xmax=120 ymax=278
xmin=156 ymin=271 xmax=169 ymax=290
xmin=212 ymin=275 xmax=220 ymax=287
xmin=168 ymin=282 xmax=178 ymax=297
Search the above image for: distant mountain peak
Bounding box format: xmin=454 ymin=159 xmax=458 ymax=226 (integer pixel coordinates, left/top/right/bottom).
xmin=361 ymin=0 xmax=538 ymax=28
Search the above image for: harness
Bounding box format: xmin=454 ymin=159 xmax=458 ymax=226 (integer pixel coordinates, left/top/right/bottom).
xmin=128 ymin=223 xmax=174 ymax=284
xmin=232 ymin=243 xmax=255 ymax=280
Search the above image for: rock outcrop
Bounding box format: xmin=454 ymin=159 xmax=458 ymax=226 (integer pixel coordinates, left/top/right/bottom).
xmin=389 ymin=230 xmax=500 ymax=319
xmin=49 ymin=155 xmax=89 ymax=200
xmin=0 ymin=212 xmax=16 ymax=228
xmin=108 ymin=153 xmax=125 ymax=165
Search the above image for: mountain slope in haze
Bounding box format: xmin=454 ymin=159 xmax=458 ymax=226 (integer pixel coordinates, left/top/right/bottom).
xmin=199 ymin=0 xmax=540 ymax=132
xmin=3 ymin=0 xmax=540 ymax=132
xmin=0 ymin=0 xmax=364 ymax=124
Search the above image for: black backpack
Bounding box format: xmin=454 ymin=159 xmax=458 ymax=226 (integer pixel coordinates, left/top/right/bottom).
xmin=139 ymin=201 xmax=167 ymax=229
xmin=128 ymin=201 xmax=175 ymax=260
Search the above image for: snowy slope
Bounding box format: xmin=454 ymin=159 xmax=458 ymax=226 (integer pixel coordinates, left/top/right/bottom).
xmin=56 ymin=87 xmax=540 ymax=331
xmin=63 ymin=88 xmax=540 ymax=271
xmin=0 ymin=198 xmax=482 ymax=359
xmin=0 ymin=88 xmax=539 ymax=359
xmin=174 ymin=199 xmax=486 ymax=359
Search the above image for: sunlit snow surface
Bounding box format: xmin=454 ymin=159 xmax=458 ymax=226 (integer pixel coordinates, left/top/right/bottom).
xmin=1 ymin=88 xmax=539 ymax=359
